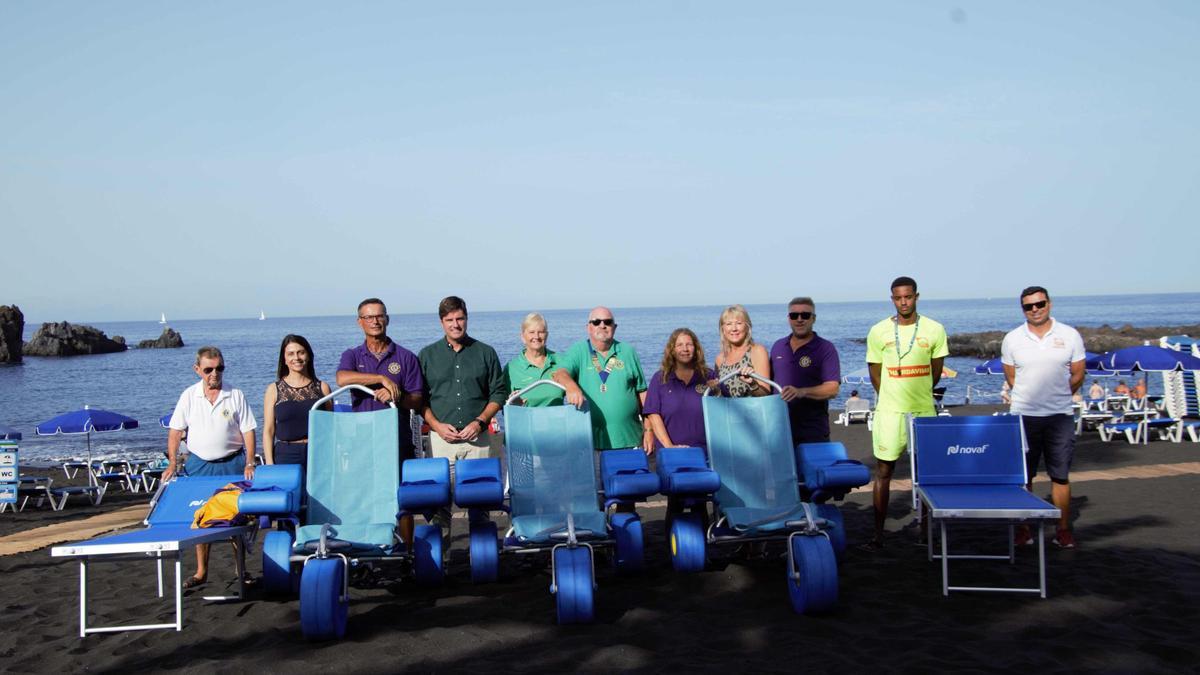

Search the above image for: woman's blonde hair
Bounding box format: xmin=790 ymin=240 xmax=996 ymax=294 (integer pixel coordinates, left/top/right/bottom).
xmin=520 ymin=312 xmax=547 ymax=333
xmin=718 ymin=304 xmax=754 ymax=352
xmin=660 ymin=328 xmax=710 ymax=384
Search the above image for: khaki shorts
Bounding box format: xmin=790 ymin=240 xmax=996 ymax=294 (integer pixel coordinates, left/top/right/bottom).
xmin=871 ymin=410 xmax=936 ymax=462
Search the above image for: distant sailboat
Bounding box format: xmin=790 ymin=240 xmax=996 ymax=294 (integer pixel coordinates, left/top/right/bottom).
xmin=159 ymin=313 xmax=167 ymax=324
xmin=259 ymin=310 xmax=266 ymax=321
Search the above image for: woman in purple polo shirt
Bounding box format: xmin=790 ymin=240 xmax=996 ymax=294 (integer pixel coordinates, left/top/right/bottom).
xmin=645 ymin=328 xmax=717 ymax=451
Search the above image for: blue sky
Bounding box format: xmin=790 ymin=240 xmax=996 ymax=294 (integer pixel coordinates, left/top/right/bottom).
xmin=2 ymin=2 xmax=1197 ymax=322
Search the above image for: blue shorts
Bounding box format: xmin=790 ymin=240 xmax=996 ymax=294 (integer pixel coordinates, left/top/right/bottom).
xmin=1021 ymin=414 xmax=1075 ymax=483
xmin=185 ymin=451 xmax=247 ymax=477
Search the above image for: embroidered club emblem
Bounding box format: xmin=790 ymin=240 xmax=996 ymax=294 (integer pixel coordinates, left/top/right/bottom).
xmin=221 ymin=409 xmax=232 ymax=419
xmin=388 ymin=362 xmax=402 ymax=375
xmin=917 ymin=337 xmax=929 ymax=349
xmin=695 ymin=384 xmax=707 ymax=394
xmin=798 ymin=356 xmax=812 ymax=368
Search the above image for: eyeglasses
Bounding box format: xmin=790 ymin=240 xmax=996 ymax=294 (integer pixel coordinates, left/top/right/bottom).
xmin=589 ymin=318 xmax=615 ymax=327
xmin=201 ymin=365 xmax=226 ymax=374
xmin=1021 ymin=300 xmax=1048 ymax=312
xmin=788 ymin=311 xmax=814 ymax=321
xmin=359 ymin=314 xmax=388 ymax=323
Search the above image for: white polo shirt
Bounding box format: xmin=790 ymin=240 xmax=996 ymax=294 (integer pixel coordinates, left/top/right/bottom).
xmin=168 ymin=381 xmax=257 ymax=461
xmin=1001 ymin=319 xmax=1086 ymax=417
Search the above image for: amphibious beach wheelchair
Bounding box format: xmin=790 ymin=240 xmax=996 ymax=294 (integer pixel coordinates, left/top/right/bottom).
xmin=51 ymin=464 xmax=303 ymax=637
xmin=258 ymin=385 xmax=452 ymax=640
xmin=452 ymin=380 xmax=659 ymax=624
xmin=655 ymin=372 xmax=861 ymax=614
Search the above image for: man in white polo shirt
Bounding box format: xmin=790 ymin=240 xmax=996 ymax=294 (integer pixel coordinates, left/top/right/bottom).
xmin=164 ymin=346 xmax=257 ymax=588
xmin=1001 ymin=286 xmax=1085 ymax=549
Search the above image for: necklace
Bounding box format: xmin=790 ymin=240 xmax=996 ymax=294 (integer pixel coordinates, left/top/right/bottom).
xmin=893 ymin=314 xmax=920 ymax=363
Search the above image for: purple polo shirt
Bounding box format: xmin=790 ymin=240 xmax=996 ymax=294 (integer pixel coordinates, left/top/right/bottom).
xmin=338 ymin=339 xmax=424 ymax=451
xmin=770 ymin=333 xmax=840 ymax=444
xmin=643 ymin=368 xmax=715 ymax=450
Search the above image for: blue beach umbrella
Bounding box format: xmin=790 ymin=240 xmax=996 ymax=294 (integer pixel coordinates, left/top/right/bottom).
xmin=1094 ymin=345 xmax=1200 ymax=373
xmin=974 ymin=352 xmax=1122 ymax=377
xmin=35 ymin=406 xmax=139 ymax=486
xmin=160 ymin=413 xmax=172 ymax=428
xmin=0 ymin=424 xmax=21 ymax=441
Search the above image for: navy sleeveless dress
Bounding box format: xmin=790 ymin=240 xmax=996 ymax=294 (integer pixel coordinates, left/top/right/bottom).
xmin=273 ymin=379 xmax=324 ymax=477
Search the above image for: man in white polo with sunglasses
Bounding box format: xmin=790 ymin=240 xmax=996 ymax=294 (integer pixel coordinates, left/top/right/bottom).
xmin=164 ymin=345 xmax=257 ymax=589
xmin=1002 ymin=286 xmax=1085 ymax=549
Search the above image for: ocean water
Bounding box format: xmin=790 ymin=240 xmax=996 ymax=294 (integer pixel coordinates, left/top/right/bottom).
xmin=2 ymin=293 xmax=1197 ymax=465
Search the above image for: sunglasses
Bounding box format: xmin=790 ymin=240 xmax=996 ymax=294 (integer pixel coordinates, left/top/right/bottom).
xmin=1021 ymin=300 xmax=1048 ymax=312
xmin=788 ymin=311 xmax=814 ymax=321
xmin=201 ymin=365 xmax=226 ymax=374
xmin=589 ymin=318 xmax=615 ymax=327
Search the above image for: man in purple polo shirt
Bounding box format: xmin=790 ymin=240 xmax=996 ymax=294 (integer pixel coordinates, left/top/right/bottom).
xmin=336 ymin=297 xmax=425 ymax=546
xmin=771 ymin=296 xmax=841 ymax=445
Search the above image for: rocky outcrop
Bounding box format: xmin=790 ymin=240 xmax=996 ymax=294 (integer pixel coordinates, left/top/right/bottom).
xmin=22 ymin=322 xmax=128 ymax=356
xmin=0 ymin=305 xmax=23 ymax=363
xmin=138 ymin=327 xmax=184 ymax=349
xmin=949 ymin=324 xmax=1200 ymax=358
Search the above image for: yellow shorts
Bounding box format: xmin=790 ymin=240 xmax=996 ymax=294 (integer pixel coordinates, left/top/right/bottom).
xmin=872 ymin=410 xmax=936 ymax=462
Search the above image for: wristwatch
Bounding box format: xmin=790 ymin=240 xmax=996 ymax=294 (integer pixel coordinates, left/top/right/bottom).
xmin=474 ymin=418 xmax=488 ymax=430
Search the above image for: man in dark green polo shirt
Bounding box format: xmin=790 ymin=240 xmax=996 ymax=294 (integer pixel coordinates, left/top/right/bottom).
xmin=553 ymin=306 xmax=651 ymax=451
xmin=419 ymin=296 xmax=508 ymax=548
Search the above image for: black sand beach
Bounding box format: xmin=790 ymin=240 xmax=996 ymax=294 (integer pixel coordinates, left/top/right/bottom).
xmin=2 ymin=406 xmax=1198 ymax=673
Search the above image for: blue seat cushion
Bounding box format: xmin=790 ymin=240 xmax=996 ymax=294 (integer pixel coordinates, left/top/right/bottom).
xmin=510 ymin=511 xmax=607 ymax=544
xmin=655 ymin=446 xmax=720 ymax=495
xmin=811 ymin=460 xmax=871 ymax=490
xmin=454 ymin=458 xmax=504 ymax=507
xmin=599 ymin=449 xmax=659 ymax=500
xmin=294 ymin=523 xmax=395 ymax=552
xmin=398 ymin=457 xmax=451 ymax=510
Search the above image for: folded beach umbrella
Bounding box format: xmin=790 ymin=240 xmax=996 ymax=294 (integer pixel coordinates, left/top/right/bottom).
xmin=0 ymin=424 xmax=21 ymax=441
xmin=35 ymin=406 xmax=139 ymax=486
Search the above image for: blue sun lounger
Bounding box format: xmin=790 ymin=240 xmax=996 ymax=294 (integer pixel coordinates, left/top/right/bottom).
xmin=50 ymin=463 xmax=302 ymax=637
xmin=258 ymin=385 xmax=451 ymax=640
xmin=454 ymin=380 xmax=658 ymax=624
xmin=909 ymin=415 xmax=1060 ymax=597
xmin=658 ymin=372 xmax=841 ymax=614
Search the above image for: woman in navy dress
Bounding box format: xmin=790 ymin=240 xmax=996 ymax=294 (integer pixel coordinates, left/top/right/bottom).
xmin=262 ymin=334 xmax=331 ymax=481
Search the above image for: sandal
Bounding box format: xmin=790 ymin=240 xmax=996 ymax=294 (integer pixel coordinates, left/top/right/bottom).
xmin=182 ymin=576 xmax=207 ymax=589
xmin=857 ymin=539 xmax=885 ymax=553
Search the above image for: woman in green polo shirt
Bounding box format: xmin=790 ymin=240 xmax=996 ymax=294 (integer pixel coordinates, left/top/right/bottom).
xmin=504 ymin=313 xmax=571 ymax=407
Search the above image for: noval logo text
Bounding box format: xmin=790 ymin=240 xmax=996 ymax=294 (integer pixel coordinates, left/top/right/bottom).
xmin=947 ymin=444 xmax=988 ymax=455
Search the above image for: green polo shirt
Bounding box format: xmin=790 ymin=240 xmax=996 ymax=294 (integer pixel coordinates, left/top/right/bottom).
xmin=504 ymin=350 xmax=565 ymax=407
xmin=559 ymin=338 xmax=647 ymax=450
xmin=418 ymin=336 xmax=508 ymax=429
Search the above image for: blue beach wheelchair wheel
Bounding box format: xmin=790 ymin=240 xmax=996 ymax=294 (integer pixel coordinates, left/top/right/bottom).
xmin=815 ymin=504 xmax=847 ymax=561
xmin=262 ymin=530 xmax=296 ymax=594
xmin=553 ymin=546 xmax=595 ymax=624
xmin=610 ymin=512 xmax=645 ymax=573
xmin=787 ymin=534 xmax=838 ymax=615
xmin=300 ymin=558 xmax=348 ymax=640
xmin=413 ymin=524 xmax=444 ymax=584
xmin=469 ymin=521 xmax=499 ymax=583
xmin=669 ymin=512 xmax=706 ymax=573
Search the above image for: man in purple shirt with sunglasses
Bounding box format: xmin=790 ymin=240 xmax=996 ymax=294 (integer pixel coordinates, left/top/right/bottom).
xmin=770 ymin=296 xmax=841 ymax=445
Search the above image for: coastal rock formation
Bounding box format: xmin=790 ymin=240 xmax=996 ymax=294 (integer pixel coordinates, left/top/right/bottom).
xmin=22 ymin=322 xmax=129 ymax=356
xmin=138 ymin=327 xmax=184 ymax=349
xmin=948 ymin=324 xmax=1200 ymax=358
xmin=0 ymin=305 xmax=23 ymax=363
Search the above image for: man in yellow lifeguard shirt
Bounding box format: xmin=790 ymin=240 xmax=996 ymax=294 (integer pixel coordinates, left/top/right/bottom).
xmin=863 ymin=276 xmax=948 ymax=550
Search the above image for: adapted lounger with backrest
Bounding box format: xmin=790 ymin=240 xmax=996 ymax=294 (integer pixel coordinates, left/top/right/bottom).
xmin=50 ymin=464 xmax=302 ymax=636
xmin=259 ymin=385 xmax=450 ymax=640
xmin=662 ymin=372 xmax=840 ymax=614
xmin=909 ymin=415 xmax=1060 ymax=597
xmin=456 ymin=380 xmax=656 ymax=624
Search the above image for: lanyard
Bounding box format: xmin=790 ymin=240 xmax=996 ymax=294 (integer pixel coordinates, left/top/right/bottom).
xmin=589 ymin=343 xmax=617 ymax=392
xmin=893 ymin=315 xmax=920 ymax=364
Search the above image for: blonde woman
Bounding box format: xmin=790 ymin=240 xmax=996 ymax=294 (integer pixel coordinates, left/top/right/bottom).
xmin=503 ymin=312 xmax=583 ymax=407
xmin=714 ymin=305 xmax=771 ymax=397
